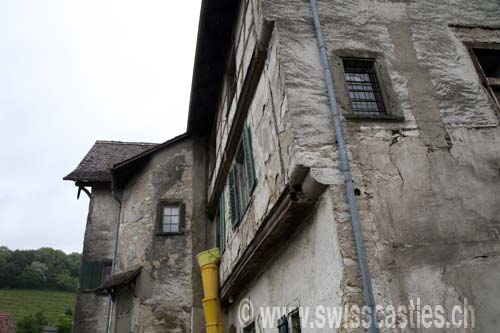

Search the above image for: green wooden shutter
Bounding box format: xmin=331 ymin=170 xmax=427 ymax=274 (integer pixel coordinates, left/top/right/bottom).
xmin=80 ymin=261 xmax=103 ymax=290
xmin=219 ymin=193 xmax=226 ymax=252
xmin=228 ymin=167 xmax=240 ymax=227
xmin=80 ymin=261 xmax=93 ymax=290
xmin=91 ymin=262 xmax=103 ymax=289
xmin=243 ymin=123 xmax=256 ymax=193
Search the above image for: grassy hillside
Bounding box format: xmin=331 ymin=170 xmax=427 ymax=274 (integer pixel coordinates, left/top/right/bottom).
xmin=0 ymin=289 xmax=76 ymax=325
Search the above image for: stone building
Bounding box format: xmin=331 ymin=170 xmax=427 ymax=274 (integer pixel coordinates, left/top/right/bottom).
xmin=65 ymin=0 xmax=500 ymax=332
xmin=65 ymin=136 xmax=208 ymax=332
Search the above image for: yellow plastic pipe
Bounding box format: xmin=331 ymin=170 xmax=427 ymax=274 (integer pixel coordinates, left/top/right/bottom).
xmin=197 ymin=248 xmax=224 ymax=333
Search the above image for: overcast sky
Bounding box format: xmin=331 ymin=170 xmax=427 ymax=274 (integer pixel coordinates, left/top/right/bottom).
xmin=0 ymin=1 xmax=201 ymax=253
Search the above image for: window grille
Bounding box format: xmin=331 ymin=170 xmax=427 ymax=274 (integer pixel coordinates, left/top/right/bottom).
xmin=162 ymin=205 xmax=180 ymax=233
xmin=343 ymin=59 xmax=386 ymax=116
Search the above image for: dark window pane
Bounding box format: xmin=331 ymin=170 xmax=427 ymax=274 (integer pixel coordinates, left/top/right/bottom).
xmin=243 ymin=322 xmax=256 ymax=333
xmin=343 ymin=59 xmax=386 ymax=116
xmin=291 ymin=311 xmax=301 ymax=333
xmin=277 ymin=315 xmax=289 ymax=333
xmin=473 ymin=48 xmax=500 ymax=78
xmin=102 ymin=263 xmax=112 ymax=283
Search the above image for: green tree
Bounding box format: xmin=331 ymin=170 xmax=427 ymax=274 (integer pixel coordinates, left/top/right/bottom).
xmin=54 ymin=272 xmax=78 ymax=292
xmin=56 ymin=313 xmax=73 ymax=333
xmin=18 ymin=266 xmax=44 ymax=289
xmin=15 ymin=311 xmax=47 ymax=333
xmin=0 ymin=246 xmax=81 ymax=291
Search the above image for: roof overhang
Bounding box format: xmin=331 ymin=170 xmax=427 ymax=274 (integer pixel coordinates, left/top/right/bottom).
xmin=97 ymin=266 xmax=142 ymax=299
xmin=186 ymin=0 xmax=241 ymax=135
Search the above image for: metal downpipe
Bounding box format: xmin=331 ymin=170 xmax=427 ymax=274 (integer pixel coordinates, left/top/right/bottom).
xmin=308 ymin=0 xmax=379 ymax=331
xmin=197 ymin=248 xmax=223 ymax=333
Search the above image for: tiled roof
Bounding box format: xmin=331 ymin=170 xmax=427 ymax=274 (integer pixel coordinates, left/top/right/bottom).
xmin=63 ymin=141 xmax=157 ymax=182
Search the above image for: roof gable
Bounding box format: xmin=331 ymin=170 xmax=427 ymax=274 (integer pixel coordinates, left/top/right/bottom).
xmin=63 ymin=141 xmax=157 ymax=183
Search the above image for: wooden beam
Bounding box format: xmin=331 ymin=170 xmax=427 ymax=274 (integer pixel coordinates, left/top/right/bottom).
xmin=206 ymin=45 xmax=269 ymax=219
xmin=219 ymin=186 xmax=317 ymax=304
xmin=205 ymin=19 xmax=275 ymax=219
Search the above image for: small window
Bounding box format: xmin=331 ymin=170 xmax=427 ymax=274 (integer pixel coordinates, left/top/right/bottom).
xmin=101 ymin=262 xmax=112 ymax=284
xmin=343 ymin=59 xmax=387 ymax=117
xmin=277 ymin=315 xmax=288 ymax=333
xmin=157 ymin=202 xmax=184 ymax=235
xmin=243 ymin=322 xmax=256 ymax=333
xmin=473 ymin=48 xmax=500 ymax=78
xmin=290 ymin=310 xmax=302 ymax=333
xmin=80 ymin=261 xmax=112 ymax=291
xmin=163 ymin=205 xmax=180 ymax=233
xmin=228 ymin=123 xmax=256 ymax=227
xmin=470 ymin=47 xmax=500 ymax=109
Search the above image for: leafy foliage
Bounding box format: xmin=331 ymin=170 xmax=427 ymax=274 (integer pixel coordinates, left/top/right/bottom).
xmin=0 ymin=246 xmax=81 ymax=292
xmin=15 ymin=311 xmax=47 ymax=333
xmin=56 ymin=308 xmax=73 ymax=333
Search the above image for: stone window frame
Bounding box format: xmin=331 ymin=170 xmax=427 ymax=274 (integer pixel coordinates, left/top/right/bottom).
xmin=155 ymin=200 xmax=185 ymax=236
xmin=465 ymin=41 xmax=500 ymax=113
xmin=330 ymin=49 xmax=404 ymax=121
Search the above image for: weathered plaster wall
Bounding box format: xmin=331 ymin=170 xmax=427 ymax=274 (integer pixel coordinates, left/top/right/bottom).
xmin=74 ymin=184 xmax=117 ymax=333
xmin=258 ymin=0 xmax=500 ymax=331
xmin=225 ymin=190 xmax=343 ymax=333
xmin=211 ymin=0 xmax=296 ymax=284
xmin=112 ymin=137 xmax=206 ymax=333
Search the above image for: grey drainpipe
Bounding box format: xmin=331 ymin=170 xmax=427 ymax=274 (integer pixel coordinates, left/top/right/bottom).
xmin=308 ymin=0 xmax=379 ymax=331
xmin=105 ymin=185 xmax=122 ymax=333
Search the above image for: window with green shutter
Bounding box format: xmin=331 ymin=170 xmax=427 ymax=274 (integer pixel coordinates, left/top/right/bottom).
xmin=79 ymin=261 xmax=111 ymax=291
xmin=278 ymin=315 xmax=289 ymax=333
xmin=228 ymin=121 xmax=257 ymax=227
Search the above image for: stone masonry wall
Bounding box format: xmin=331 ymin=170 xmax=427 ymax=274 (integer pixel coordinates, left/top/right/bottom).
xmin=112 ymin=137 xmax=205 ymax=333
xmin=74 ymin=184 xmax=117 ymax=333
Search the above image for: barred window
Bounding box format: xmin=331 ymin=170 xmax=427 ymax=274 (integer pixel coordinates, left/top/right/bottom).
xmin=343 ymin=59 xmax=386 ymax=116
